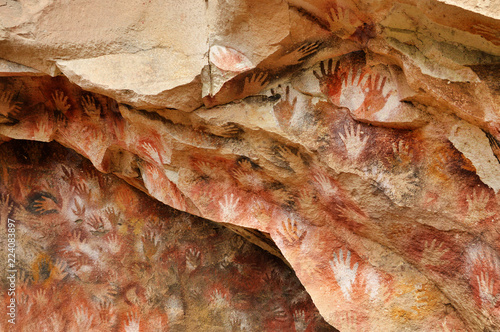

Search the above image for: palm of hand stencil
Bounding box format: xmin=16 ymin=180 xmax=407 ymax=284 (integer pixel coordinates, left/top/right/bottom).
xmin=219 ymin=193 xmax=240 ymax=222
xmin=330 ymin=249 xmax=359 ymax=300
xmin=0 ymin=91 xmax=21 ymax=119
xmin=358 ymin=74 xmax=394 ymax=117
xmin=476 ymin=271 xmax=499 ymax=307
xmin=52 ymin=91 xmax=71 ymax=113
xmin=421 ymin=239 xmax=449 ymax=266
xmin=339 ymin=123 xmax=368 ymax=160
xmin=331 ymin=6 xmax=363 ymax=38
xmin=464 ymin=188 xmax=494 ymax=226
xmin=314 ymin=57 xmax=397 ymax=120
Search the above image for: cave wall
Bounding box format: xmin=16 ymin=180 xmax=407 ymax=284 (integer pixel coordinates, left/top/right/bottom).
xmin=0 ymin=140 xmax=332 ymax=331
xmin=1 ymin=0 xmax=500 ymax=331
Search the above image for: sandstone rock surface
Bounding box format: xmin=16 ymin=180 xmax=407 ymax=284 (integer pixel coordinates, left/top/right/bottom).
xmin=1 ymin=0 xmax=500 ymax=331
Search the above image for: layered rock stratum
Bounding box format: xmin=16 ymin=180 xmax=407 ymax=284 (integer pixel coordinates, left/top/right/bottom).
xmin=1 ymin=0 xmax=500 ymax=331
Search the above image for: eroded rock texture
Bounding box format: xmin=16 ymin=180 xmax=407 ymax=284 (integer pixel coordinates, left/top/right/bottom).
xmin=0 ymin=140 xmax=332 ymax=331
xmin=1 ymin=0 xmax=500 ymax=331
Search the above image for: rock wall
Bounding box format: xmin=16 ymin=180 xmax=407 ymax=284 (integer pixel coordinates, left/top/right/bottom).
xmin=1 ymin=0 xmax=500 ymax=331
xmin=0 ymin=140 xmax=333 ymax=331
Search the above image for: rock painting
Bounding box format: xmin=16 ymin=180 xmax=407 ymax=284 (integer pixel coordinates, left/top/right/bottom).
xmin=1 ymin=0 xmax=500 ymax=330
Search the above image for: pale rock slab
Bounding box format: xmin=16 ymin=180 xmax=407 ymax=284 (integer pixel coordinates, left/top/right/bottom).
xmin=449 ymin=120 xmax=500 ymax=192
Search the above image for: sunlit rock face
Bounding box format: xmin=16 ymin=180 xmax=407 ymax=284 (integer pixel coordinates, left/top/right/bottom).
xmin=1 ymin=0 xmax=500 ymax=331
